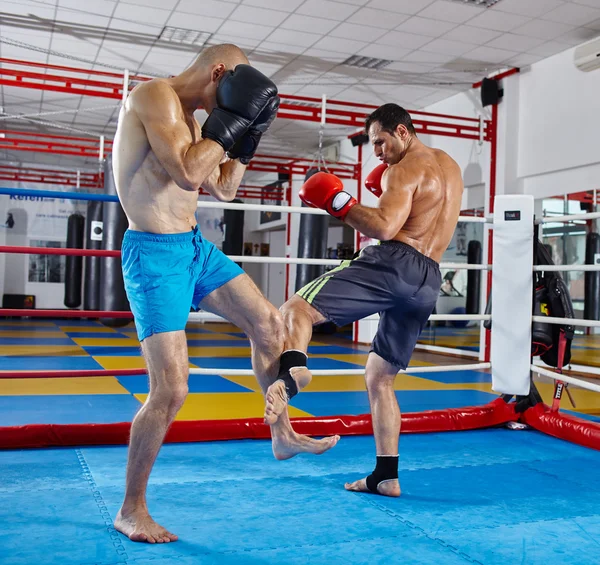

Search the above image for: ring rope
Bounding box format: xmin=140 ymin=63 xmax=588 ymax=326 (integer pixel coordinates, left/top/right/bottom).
xmin=0 ymin=187 xmax=491 ymax=223
xmin=537 ymin=211 xmax=600 ymax=223
xmin=531 ymin=315 xmax=600 ymax=328
xmin=0 ymin=245 xmax=491 ymax=270
xmin=532 ymin=365 xmax=600 ymax=394
xmin=533 ymin=264 xmax=600 ymax=272
xmin=0 ymin=362 xmax=491 ymax=379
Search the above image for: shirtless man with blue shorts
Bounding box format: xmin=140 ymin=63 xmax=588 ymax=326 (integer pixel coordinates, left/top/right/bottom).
xmin=112 ymin=44 xmax=335 ymax=544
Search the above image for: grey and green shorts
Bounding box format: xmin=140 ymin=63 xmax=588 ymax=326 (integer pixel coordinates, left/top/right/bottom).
xmin=297 ymin=240 xmax=441 ymax=369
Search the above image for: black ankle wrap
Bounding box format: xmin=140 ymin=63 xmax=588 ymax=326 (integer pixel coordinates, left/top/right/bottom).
xmin=366 ymin=455 xmax=399 ymax=493
xmin=277 ymin=349 xmax=307 ymax=400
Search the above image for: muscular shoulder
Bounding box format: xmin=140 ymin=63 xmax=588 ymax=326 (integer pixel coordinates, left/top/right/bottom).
xmin=129 ymin=79 xmax=180 ymax=116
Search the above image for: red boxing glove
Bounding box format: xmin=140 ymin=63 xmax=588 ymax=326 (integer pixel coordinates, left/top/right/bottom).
xmin=365 ymin=163 xmax=388 ymax=197
xmin=299 ymin=172 xmax=357 ymax=220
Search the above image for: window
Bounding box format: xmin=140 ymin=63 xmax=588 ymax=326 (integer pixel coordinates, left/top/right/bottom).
xmin=28 ymin=240 xmax=65 ymax=283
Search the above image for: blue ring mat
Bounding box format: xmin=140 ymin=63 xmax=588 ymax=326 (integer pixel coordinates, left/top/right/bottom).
xmin=2 ymin=428 xmax=600 ymax=565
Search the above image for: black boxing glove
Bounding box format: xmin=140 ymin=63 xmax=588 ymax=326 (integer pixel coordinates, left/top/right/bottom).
xmin=202 ymin=64 xmax=278 ymax=152
xmin=228 ymin=95 xmax=279 ymax=164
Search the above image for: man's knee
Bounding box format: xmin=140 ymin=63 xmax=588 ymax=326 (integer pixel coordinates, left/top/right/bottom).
xmin=364 ymin=354 xmax=399 ymax=392
xmin=365 ymin=371 xmax=394 ymax=393
xmin=151 ymin=382 xmax=188 ymax=417
xmin=280 ymin=295 xmax=321 ymax=325
xmin=147 ymin=367 xmax=189 ymax=417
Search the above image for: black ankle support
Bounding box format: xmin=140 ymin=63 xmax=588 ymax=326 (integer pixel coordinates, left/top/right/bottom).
xmin=277 ymin=349 xmax=307 ymax=400
xmin=366 ymin=455 xmax=399 ymax=493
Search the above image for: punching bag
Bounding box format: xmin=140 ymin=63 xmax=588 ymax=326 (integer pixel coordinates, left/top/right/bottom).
xmin=466 ymin=240 xmax=481 ymax=315
xmin=222 ymin=198 xmax=244 ymax=266
xmin=64 ymin=213 xmax=85 ymax=308
xmin=83 ymin=200 xmax=103 ymax=311
xmin=100 ymin=155 xmax=130 ymax=327
xmin=584 ymin=232 xmax=600 ymax=321
xmin=295 ymin=168 xmax=330 ymax=291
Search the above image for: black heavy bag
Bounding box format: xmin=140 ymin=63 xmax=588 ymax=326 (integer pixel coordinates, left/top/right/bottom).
xmin=483 ymin=238 xmax=575 ymax=367
xmin=536 ymin=241 xmax=575 ymax=367
xmin=466 ymin=240 xmax=481 ymax=314
xmin=584 ymin=232 xmax=600 ymax=321
xmin=531 ymin=284 xmax=553 ymax=357
xmin=222 ymin=198 xmax=244 ymax=266
xmin=64 ymin=213 xmax=85 ymax=308
xmin=100 ymin=155 xmax=130 ymax=327
xmin=295 ymin=168 xmax=330 ymax=292
xmin=84 ymin=200 xmax=103 ymax=311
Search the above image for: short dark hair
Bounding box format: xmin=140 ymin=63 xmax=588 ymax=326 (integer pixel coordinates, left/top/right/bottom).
xmin=365 ymin=103 xmax=415 ymax=136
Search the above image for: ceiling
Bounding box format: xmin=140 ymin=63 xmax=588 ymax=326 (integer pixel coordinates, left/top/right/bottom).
xmin=1 ymin=0 xmax=600 ymax=176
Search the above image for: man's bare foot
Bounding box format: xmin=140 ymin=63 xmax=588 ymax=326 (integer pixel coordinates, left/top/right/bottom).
xmin=264 ymin=367 xmax=313 ymax=426
xmin=264 ymin=380 xmax=288 ymax=426
xmin=272 ymin=431 xmax=340 ymax=460
xmin=114 ymin=509 xmax=178 ymax=543
xmin=344 ymin=478 xmax=401 ymax=497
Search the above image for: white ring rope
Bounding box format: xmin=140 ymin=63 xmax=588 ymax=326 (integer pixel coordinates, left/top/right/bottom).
xmin=198 ymin=200 xmax=491 ymax=223
xmin=186 ymin=312 xmax=490 ymax=323
xmin=361 ymin=314 xmax=489 ymax=322
xmin=538 ymin=211 xmax=600 ymax=223
xmin=532 ymin=315 xmax=600 ymax=328
xmin=188 ymin=362 xmax=491 ymax=377
xmin=534 ymin=360 xmax=600 ymax=378
xmin=226 ymin=255 xmax=490 ymax=270
xmin=533 ymin=265 xmax=600 ymax=272
xmin=531 ymin=365 xmax=600 ymax=394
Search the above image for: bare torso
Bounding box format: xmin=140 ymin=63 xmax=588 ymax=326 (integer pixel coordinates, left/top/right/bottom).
xmin=391 ymin=147 xmax=463 ymax=263
xmin=113 ymin=80 xmax=200 ymax=234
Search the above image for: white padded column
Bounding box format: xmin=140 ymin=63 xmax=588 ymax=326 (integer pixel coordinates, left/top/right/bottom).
xmin=491 ymin=195 xmax=534 ymax=395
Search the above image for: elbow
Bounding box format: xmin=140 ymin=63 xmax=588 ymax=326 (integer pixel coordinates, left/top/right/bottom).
xmin=213 ymin=190 xmax=236 ymax=203
xmin=175 ymin=173 xmax=199 ymax=192
xmin=375 ymin=228 xmax=394 ymax=241
xmin=376 ymin=222 xmax=402 ymax=242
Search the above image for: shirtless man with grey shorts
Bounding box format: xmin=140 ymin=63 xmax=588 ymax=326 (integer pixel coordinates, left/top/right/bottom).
xmin=264 ymin=103 xmax=464 ymax=498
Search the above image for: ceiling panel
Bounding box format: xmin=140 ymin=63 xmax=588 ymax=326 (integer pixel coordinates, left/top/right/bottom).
xmin=418 ymin=1 xmax=482 ymax=24
xmin=494 ymin=0 xmax=564 ymax=18
xmin=364 ymin=0 xmax=436 ymax=15
xmin=543 ymin=2 xmax=600 ymax=25
xmin=395 ymin=17 xmax=458 ymax=38
xmin=345 ymin=7 xmax=410 ymax=29
xmin=229 ymin=5 xmax=290 ymax=27
xmin=280 ymin=14 xmax=339 ymax=34
xmin=296 ymin=0 xmax=361 ymax=21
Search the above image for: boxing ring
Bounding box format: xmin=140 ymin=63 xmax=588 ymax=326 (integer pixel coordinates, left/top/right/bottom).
xmin=1 ymin=190 xmax=600 ymax=565
xmin=2 ymin=59 xmax=600 ymax=564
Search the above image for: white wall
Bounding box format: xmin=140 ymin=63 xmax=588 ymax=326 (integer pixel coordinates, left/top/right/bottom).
xmin=420 ymin=43 xmax=600 ymax=203
xmin=518 ymin=48 xmax=600 ymax=181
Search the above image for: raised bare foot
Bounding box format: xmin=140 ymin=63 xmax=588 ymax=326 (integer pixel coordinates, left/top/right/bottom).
xmin=264 ymin=380 xmax=288 ymax=426
xmin=272 ymin=431 xmax=340 ymax=461
xmin=114 ymin=509 xmax=178 ymax=543
xmin=264 ymin=367 xmax=312 ymax=426
xmin=344 ymin=477 xmax=401 ymax=497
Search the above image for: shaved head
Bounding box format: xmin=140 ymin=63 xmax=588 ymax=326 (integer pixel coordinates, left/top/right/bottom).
xmin=195 ymin=44 xmax=248 ymax=70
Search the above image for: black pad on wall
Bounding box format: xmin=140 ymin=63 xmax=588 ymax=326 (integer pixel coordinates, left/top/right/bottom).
xmin=481 ymin=78 xmax=503 ymax=107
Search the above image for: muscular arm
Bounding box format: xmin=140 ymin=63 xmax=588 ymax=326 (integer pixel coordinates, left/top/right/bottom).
xmin=345 ymin=163 xmax=418 ymax=241
xmin=132 ymin=80 xmax=225 ymax=192
xmin=200 ymin=157 xmax=246 ymax=202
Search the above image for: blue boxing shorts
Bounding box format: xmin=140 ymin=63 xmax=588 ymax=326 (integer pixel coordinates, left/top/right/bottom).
xmin=296 ymin=241 xmax=441 ymax=369
xmin=121 ymin=225 xmax=243 ymax=342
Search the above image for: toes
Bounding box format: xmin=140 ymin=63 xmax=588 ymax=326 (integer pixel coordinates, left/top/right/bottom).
xmin=344 ymin=479 xmax=368 ymax=492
